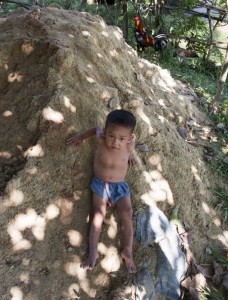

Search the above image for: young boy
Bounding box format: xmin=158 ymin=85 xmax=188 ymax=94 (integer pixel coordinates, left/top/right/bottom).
xmin=66 ymin=109 xmax=137 ymax=273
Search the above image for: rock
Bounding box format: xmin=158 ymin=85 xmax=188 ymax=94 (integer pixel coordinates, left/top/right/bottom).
xmin=223 ymin=274 xmax=228 ymax=290
xmin=134 ymin=268 xmax=157 ymax=300
xmin=135 ymin=204 xmax=187 ymax=299
xmin=177 ymin=127 xmax=188 ymax=141
xmin=108 ymin=98 xmax=117 ymax=109
xmin=217 ymin=123 xmax=225 ymax=129
xmin=224 ymin=156 xmax=228 ymax=164
xmin=136 ymin=144 xmax=149 ymax=152
xmin=205 ymin=245 xmax=212 ymax=255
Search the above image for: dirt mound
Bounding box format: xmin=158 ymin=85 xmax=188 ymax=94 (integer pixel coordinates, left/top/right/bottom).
xmin=0 ymin=7 xmax=226 ymax=299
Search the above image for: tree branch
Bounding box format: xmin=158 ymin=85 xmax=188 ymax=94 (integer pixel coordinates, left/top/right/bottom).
xmin=164 ymin=5 xmax=228 ymax=24
xmin=170 ymin=35 xmax=227 ymax=50
xmin=1 ymin=0 xmax=34 ymax=9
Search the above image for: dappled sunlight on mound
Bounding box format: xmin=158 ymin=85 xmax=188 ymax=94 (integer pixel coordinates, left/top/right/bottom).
xmin=24 ymin=144 xmax=44 ymax=158
xmin=97 ymin=52 xmax=103 ymax=58
xmin=67 ymin=230 xmax=83 ymax=247
xmin=93 ymin=271 xmax=109 ymax=286
xmin=42 ymin=107 xmax=64 ymax=124
xmin=101 ymin=30 xmax=108 ymax=37
xmin=7 ymin=202 xmax=62 ymax=251
xmin=82 ymin=30 xmax=91 ymax=37
xmin=191 ymin=164 xmax=203 ymax=182
xmin=21 ymin=42 xmax=34 ymax=56
xmin=217 ymin=232 xmax=228 ymax=248
xmin=110 ymin=49 xmax=119 ymax=57
xmin=62 ymin=96 xmax=76 ymax=113
xmin=10 ymin=286 xmax=23 ymax=300
xmin=107 ymin=215 xmax=118 ymax=239
xmin=99 ymin=244 xmax=121 ymax=273
xmin=19 ymin=271 xmax=30 ymax=285
xmin=25 ymin=166 xmax=38 ymax=175
xmin=85 ymin=76 xmax=96 ymax=83
xmin=202 ymin=201 xmax=221 ymax=227
xmin=8 ymin=71 xmax=23 ymax=83
xmin=8 ymin=189 xmax=24 ymax=206
xmin=7 ymin=209 xmax=42 ymax=249
xmin=2 ymin=110 xmax=13 ymax=117
xmin=0 ymin=151 xmax=11 ymax=158
xmin=64 ymin=257 xmax=96 ymax=297
xmin=112 ymin=28 xmax=123 ymax=40
xmin=45 ymin=203 xmax=60 ymax=220
xmin=136 ymin=107 xmax=155 ymax=134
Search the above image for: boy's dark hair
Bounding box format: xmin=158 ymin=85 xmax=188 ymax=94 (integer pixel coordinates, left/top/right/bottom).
xmin=105 ymin=109 xmax=136 ymax=133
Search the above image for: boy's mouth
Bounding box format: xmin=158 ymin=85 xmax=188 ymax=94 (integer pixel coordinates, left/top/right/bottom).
xmin=112 ymin=146 xmax=119 ymax=150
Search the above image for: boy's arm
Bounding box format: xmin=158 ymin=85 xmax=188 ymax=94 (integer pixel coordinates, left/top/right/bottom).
xmin=127 ymin=135 xmax=138 ymax=166
xmin=127 ymin=134 xmax=136 ymax=152
xmin=128 ymin=151 xmax=139 ymax=166
xmin=95 ymin=126 xmax=104 ymax=140
xmin=66 ymin=126 xmax=103 ymax=147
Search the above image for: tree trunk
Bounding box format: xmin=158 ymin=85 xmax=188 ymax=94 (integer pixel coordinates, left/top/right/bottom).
xmin=103 ymin=0 xmax=115 ymax=25
xmin=38 ymin=0 xmax=44 ymax=7
xmin=123 ymin=0 xmax=128 ymax=41
xmin=212 ymin=46 xmax=228 ymax=111
xmin=80 ymin=0 xmax=88 ymax=11
xmin=0 ymin=1 xmax=8 ymax=10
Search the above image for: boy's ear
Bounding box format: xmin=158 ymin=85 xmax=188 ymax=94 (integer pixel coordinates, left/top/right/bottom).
xmin=103 ymin=128 xmax=106 ymax=135
xmin=128 ymin=134 xmax=135 ymax=141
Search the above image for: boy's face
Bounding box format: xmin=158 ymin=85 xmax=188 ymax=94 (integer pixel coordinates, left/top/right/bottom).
xmin=104 ymin=123 xmax=133 ymax=151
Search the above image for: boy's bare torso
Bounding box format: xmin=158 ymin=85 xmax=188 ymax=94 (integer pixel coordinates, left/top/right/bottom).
xmin=94 ymin=139 xmax=130 ymax=182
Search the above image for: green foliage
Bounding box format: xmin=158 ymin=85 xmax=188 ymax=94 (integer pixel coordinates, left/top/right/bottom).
xmin=158 ymin=55 xmax=218 ymax=99
xmin=209 ymin=123 xmax=228 ymax=180
xmin=168 ymin=10 xmax=208 ymax=37
xmin=178 ymin=0 xmax=198 ymax=9
xmin=200 ymin=247 xmax=227 ymax=300
xmin=45 ymin=0 xmax=81 ymax=10
xmin=211 ymin=248 xmax=228 ymax=269
xmin=211 ymin=101 xmax=228 ymax=125
xmin=0 ymin=2 xmax=19 ymax=14
xmin=211 ymin=153 xmax=228 ymax=179
xmin=200 ymin=285 xmax=224 ymax=300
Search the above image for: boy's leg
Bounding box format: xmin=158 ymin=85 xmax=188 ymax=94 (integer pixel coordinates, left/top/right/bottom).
xmin=116 ymin=196 xmax=136 ymax=273
xmin=83 ymin=193 xmax=107 ymax=270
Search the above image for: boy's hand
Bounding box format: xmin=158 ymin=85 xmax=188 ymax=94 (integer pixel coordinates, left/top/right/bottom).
xmin=128 ymin=153 xmax=138 ymax=166
xmin=66 ymin=133 xmax=83 ymax=147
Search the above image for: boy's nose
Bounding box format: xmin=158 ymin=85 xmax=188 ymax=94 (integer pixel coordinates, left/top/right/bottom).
xmin=113 ymin=138 xmax=119 ymax=146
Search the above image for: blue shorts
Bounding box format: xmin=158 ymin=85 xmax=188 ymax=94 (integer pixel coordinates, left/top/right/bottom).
xmin=90 ymin=176 xmax=130 ymax=206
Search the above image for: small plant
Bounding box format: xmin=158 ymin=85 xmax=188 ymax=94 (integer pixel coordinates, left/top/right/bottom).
xmin=200 ymin=285 xmax=224 ymax=300
xmin=211 ymin=101 xmax=228 ymax=126
xmin=211 ymin=155 xmax=228 ymax=179
xmin=200 ymin=248 xmax=227 ymax=300
xmin=211 ymin=248 xmax=228 ymax=269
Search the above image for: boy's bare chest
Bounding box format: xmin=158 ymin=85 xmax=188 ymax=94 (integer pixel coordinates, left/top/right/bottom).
xmin=95 ymin=147 xmax=129 ymax=167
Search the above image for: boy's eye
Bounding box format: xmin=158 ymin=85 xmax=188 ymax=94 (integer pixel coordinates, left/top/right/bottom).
xmin=120 ymin=138 xmax=125 ymax=141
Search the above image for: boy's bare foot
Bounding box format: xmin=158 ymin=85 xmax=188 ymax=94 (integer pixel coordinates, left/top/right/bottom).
xmin=82 ymin=251 xmax=99 ymax=270
xmin=121 ymin=250 xmax=136 ymax=273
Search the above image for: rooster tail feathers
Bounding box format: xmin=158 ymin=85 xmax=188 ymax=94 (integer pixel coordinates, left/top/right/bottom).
xmin=155 ymin=34 xmax=169 ymax=42
xmin=153 ymin=34 xmax=169 ymax=51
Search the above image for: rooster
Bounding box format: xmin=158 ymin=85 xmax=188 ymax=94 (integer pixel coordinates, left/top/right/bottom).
xmin=133 ymin=16 xmax=169 ymax=55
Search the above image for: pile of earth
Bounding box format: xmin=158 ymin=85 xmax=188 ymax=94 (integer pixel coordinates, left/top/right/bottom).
xmin=0 ymin=6 xmax=226 ymax=300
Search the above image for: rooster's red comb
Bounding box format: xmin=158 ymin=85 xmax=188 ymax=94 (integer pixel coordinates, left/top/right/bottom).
xmin=133 ymin=16 xmax=140 ymax=21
